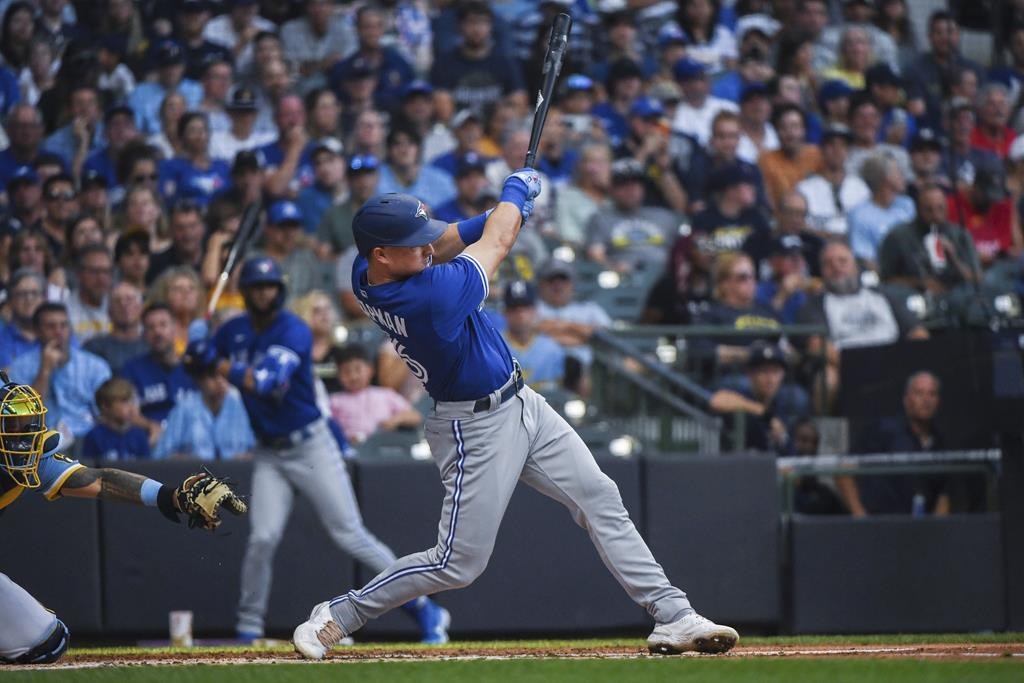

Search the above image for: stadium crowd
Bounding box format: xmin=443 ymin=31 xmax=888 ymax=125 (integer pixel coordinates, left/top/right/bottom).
xmin=0 ymin=0 xmax=1017 ymax=515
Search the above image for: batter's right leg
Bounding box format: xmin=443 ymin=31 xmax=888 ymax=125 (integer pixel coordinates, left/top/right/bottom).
xmin=0 ymin=573 xmax=69 ymax=664
xmin=236 ymin=453 xmax=296 ymax=637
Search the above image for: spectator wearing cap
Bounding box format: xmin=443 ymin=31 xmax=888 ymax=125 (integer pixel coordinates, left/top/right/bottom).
xmin=651 ymin=24 xmax=689 ymax=92
xmin=879 ymin=183 xmax=981 ymax=294
xmin=330 ymin=5 xmax=414 ymax=114
xmin=0 ymin=105 xmax=44 ymax=197
xmin=42 ymin=83 xmax=105 ymax=167
xmin=256 ymin=93 xmax=318 ymax=198
xmin=0 ymin=269 xmax=46 ymax=369
xmin=906 ymin=128 xmax=951 ymax=201
xmin=947 ymin=164 xmax=1022 ymax=268
xmin=555 ymin=142 xmax=612 ymax=247
xmin=848 ymin=155 xmax=916 ymax=269
xmin=864 ymin=63 xmax=914 ymax=148
xmin=903 ymin=11 xmax=984 ymax=130
xmin=319 ymin=154 xmax=380 ymax=260
xmin=942 ymin=98 xmax=1000 ymax=194
xmin=619 ymin=97 xmax=686 ymax=213
xmin=281 ymin=0 xmax=356 ymax=93
xmin=670 ymin=56 xmax=738 ymax=147
xmin=198 ymin=59 xmax=234 ymax=135
xmin=796 ymin=124 xmax=870 ymax=237
xmin=845 ymin=95 xmax=912 ymax=183
xmin=430 ymin=110 xmax=489 ymax=178
xmin=257 ymin=200 xmax=329 ymax=303
xmin=970 ymin=84 xmax=1015 ymax=160
xmin=158 ymin=112 xmax=231 ymax=209
xmin=80 ymin=105 xmax=139 ymax=205
xmin=560 ymin=75 xmax=598 ymax=144
xmin=758 ymin=104 xmax=822 ymax=210
xmin=202 ymin=0 xmax=276 ymax=77
xmin=736 ymin=83 xmax=778 ymax=164
xmin=377 ymin=125 xmax=455 ymax=210
xmin=331 ymin=56 xmax=378 ymax=129
xmin=673 ymin=0 xmax=737 ymax=76
xmin=501 ymin=280 xmax=566 ymax=392
xmin=534 ymin=259 xmax=612 ymax=394
xmin=591 ymin=59 xmax=647 ymax=149
xmin=128 ymin=39 xmax=203 ymax=137
xmin=1 ymin=166 xmax=43 ymax=236
xmin=433 ymin=152 xmax=491 ymax=223
xmin=78 ymin=171 xmax=111 ymax=226
xmin=815 ymin=0 xmax=899 ymax=75
xmin=210 ymin=86 xmax=275 ymax=162
xmin=692 ymin=161 xmax=771 ymax=254
xmin=397 ymin=81 xmax=454 ymax=164
xmin=733 ymin=14 xmax=781 ymax=67
xmin=429 ymin=1 xmax=525 ymax=117
xmin=175 ymin=0 xmax=235 ymax=82
xmin=711 ymin=43 xmax=777 ymax=107
xmin=590 ymin=10 xmax=658 ymax=86
xmin=296 ymin=137 xmax=346 ymax=236
xmin=817 ymin=79 xmax=854 ymax=130
xmin=750 ymin=231 xmax=813 ymax=324
xmin=745 ymin=189 xmax=825 ymax=277
xmin=682 ymin=110 xmax=769 ymax=215
xmin=585 ymin=158 xmax=683 ymax=274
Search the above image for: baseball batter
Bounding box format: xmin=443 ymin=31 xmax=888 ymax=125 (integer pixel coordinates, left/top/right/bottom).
xmin=293 ymin=171 xmax=739 ymax=657
xmin=185 ymin=256 xmax=449 ymax=644
xmin=0 ymin=375 xmax=244 ymax=665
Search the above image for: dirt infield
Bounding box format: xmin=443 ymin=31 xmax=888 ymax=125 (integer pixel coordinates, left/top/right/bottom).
xmin=11 ymin=641 xmax=1023 ymax=670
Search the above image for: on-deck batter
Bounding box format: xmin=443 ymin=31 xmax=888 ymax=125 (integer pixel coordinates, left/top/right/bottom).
xmin=293 ymin=170 xmax=739 ymax=657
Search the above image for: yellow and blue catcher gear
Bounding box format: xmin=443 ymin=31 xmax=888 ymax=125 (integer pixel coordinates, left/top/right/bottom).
xmin=0 ymin=379 xmax=48 ymax=489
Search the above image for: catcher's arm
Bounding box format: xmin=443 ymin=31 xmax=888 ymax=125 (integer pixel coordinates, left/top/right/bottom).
xmin=60 ymin=466 xmax=247 ymax=531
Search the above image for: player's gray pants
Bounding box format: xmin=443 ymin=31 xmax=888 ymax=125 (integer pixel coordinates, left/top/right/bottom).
xmin=328 ymin=385 xmax=692 ymax=634
xmin=237 ymin=419 xmax=397 ymax=635
xmin=0 ymin=573 xmax=57 ymax=662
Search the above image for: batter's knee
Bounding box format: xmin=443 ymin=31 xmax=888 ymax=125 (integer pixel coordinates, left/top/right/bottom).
xmin=14 ymin=619 xmax=69 ymax=665
xmin=244 ymin=533 xmax=283 ymax=561
xmin=440 ymin=549 xmax=491 ymax=589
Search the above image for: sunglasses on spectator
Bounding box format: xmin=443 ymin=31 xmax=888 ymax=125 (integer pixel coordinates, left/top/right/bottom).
xmin=132 ymin=173 xmax=158 ymax=182
xmin=46 ymin=190 xmax=75 ymax=201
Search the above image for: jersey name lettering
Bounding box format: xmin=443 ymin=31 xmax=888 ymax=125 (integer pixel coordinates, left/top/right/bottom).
xmin=358 ymin=302 xmax=408 ymax=338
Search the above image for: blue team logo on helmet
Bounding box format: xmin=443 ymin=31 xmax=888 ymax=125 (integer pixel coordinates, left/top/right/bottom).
xmin=352 ymin=193 xmax=448 ymax=256
xmin=239 ymin=256 xmax=287 ymax=310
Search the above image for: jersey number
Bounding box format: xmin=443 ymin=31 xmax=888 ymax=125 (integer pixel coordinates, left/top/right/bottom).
xmin=393 ymin=342 xmax=429 ymax=384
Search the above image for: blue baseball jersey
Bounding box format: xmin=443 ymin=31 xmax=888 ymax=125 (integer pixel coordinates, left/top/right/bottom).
xmin=254 ymin=140 xmax=316 ymax=193
xmin=352 ymin=253 xmax=514 ymax=402
xmin=213 ymin=310 xmax=321 ymax=438
xmin=81 ymin=423 xmax=151 ymax=460
xmin=0 ymin=431 xmax=84 ymax=512
xmin=120 ymin=354 xmax=197 ymax=423
xmin=158 ymin=157 xmax=232 ymax=208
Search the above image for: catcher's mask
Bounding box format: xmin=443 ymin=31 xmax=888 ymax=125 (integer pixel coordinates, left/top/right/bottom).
xmin=0 ymin=380 xmax=48 ymax=489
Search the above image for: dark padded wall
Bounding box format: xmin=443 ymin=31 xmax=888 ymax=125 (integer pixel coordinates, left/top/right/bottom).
xmin=790 ymin=515 xmax=1005 ymax=633
xmin=0 ymin=488 xmax=103 ymax=633
xmin=98 ymin=460 xmax=354 ymax=635
xmin=643 ymin=455 xmax=781 ymax=625
xmin=355 ymin=457 xmax=649 ymax=638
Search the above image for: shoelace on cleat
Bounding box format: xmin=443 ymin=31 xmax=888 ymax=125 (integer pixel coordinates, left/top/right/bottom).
xmin=316 ymin=620 xmax=345 ymax=648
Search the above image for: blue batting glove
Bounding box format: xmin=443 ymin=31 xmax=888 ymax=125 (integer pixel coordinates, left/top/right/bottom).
xmin=500 ymin=168 xmax=542 ymax=208
xmin=520 ymin=198 xmax=535 ymax=225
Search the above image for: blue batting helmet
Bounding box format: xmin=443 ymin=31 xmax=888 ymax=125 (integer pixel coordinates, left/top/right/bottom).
xmin=352 ymin=193 xmax=448 ymax=256
xmin=238 ymin=256 xmax=286 ymax=310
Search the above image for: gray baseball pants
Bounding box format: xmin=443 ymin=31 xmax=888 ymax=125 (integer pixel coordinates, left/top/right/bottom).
xmin=328 ymin=384 xmax=692 ymax=633
xmin=0 ymin=573 xmax=56 ymax=662
xmin=237 ymin=419 xmax=397 ymax=635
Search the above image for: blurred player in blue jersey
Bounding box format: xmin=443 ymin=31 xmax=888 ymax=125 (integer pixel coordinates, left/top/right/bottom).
xmin=292 ymin=169 xmax=739 ymax=658
xmin=184 ymin=255 xmax=449 ymax=644
xmin=0 ymin=374 xmax=243 ymax=665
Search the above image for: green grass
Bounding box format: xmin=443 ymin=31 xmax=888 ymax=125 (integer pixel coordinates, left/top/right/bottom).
xmin=4 ymin=659 xmax=1024 ymax=683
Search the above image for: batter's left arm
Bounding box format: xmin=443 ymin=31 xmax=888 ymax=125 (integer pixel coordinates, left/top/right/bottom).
xmin=429 ymin=223 xmax=465 ymax=264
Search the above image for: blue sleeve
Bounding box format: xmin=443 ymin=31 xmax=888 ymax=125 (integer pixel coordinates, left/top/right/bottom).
xmin=34 ymin=432 xmax=85 ymax=500
xmin=428 ymin=254 xmax=489 ymax=339
xmin=158 ymin=159 xmax=179 ymax=203
xmin=80 ymin=427 xmax=102 ymax=459
xmin=133 ymin=428 xmax=152 ymax=459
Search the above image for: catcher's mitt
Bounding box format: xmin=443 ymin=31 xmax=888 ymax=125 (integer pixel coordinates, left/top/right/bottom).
xmin=176 ymin=469 xmax=248 ymax=530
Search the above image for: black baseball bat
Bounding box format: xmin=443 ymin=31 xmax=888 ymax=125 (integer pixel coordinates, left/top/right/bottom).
xmin=206 ymin=201 xmax=263 ymax=321
xmin=524 ymin=12 xmax=572 ymax=168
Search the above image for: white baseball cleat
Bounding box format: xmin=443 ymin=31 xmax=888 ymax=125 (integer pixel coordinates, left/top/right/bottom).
xmin=647 ymin=612 xmax=739 ymax=655
xmin=293 ymin=601 xmax=352 ymax=659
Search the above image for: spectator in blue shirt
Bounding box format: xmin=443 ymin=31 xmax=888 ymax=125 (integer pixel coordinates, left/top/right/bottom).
xmin=433 ymin=152 xmax=490 ymax=223
xmin=848 ymin=154 xmax=916 ymax=269
xmin=153 ymin=361 xmax=255 ymax=461
xmin=329 ymin=4 xmax=414 ymax=113
xmin=158 ymin=112 xmax=231 ymax=208
xmin=120 ymin=303 xmax=196 ymax=425
xmin=8 ymin=302 xmax=112 ymax=444
xmin=501 ymin=279 xmax=567 ymax=392
xmin=591 ymin=59 xmax=645 ymax=149
xmin=81 ymin=377 xmax=153 ymax=460
xmin=376 ymin=124 xmax=456 ymax=209
xmin=0 ymin=104 xmax=43 ymax=196
xmin=256 ymin=93 xmax=318 ymax=198
xmin=0 ymin=269 xmax=45 ymax=370
xmin=296 ymin=136 xmax=346 ymax=236
xmin=81 ymin=104 xmax=139 ymax=205
xmin=42 ymin=83 xmax=104 ymax=166
xmin=128 ymin=38 xmax=203 ymax=136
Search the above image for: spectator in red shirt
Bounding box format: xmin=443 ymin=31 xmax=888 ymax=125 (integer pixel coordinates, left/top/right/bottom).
xmin=947 ymin=165 xmax=1023 ymax=266
xmin=969 ymin=84 xmax=1015 ymax=159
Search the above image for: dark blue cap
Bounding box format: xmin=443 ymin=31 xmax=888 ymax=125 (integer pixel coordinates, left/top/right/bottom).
xmin=566 ymin=74 xmax=595 ymax=91
xmin=348 ymin=154 xmax=380 ymax=173
xmin=353 ymin=194 xmax=448 ymax=256
xmin=747 ymin=341 xmax=787 ymax=370
xmin=98 ymin=33 xmax=127 ymax=56
xmin=152 ymin=39 xmax=184 ymax=67
xmin=866 ymin=63 xmax=902 ymax=88
xmin=739 ymin=82 xmax=770 ymax=103
xmin=673 ymin=57 xmax=706 ymax=81
xmin=657 ymin=25 xmax=688 ymax=49
xmin=8 ymin=165 xmax=39 ymax=187
xmin=455 ymin=152 xmax=487 ymax=177
xmin=818 ymin=79 xmax=854 ymax=105
xmin=104 ymin=103 xmax=135 ymax=123
xmin=402 ymin=79 xmax=433 ymax=98
xmin=345 ymin=57 xmax=376 ymax=80
xmin=504 ymin=279 xmax=537 ymax=308
xmin=709 ymin=162 xmax=758 ymax=192
xmin=629 ymin=97 xmax=664 ymax=118
xmin=268 ymin=200 xmax=303 ymax=225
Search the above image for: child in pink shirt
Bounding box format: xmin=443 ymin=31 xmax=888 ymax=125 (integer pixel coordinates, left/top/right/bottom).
xmin=328 ymin=344 xmax=423 ymax=442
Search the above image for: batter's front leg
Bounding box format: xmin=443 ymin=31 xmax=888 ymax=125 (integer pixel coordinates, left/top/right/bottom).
xmin=517 ymin=388 xmax=693 ymax=625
